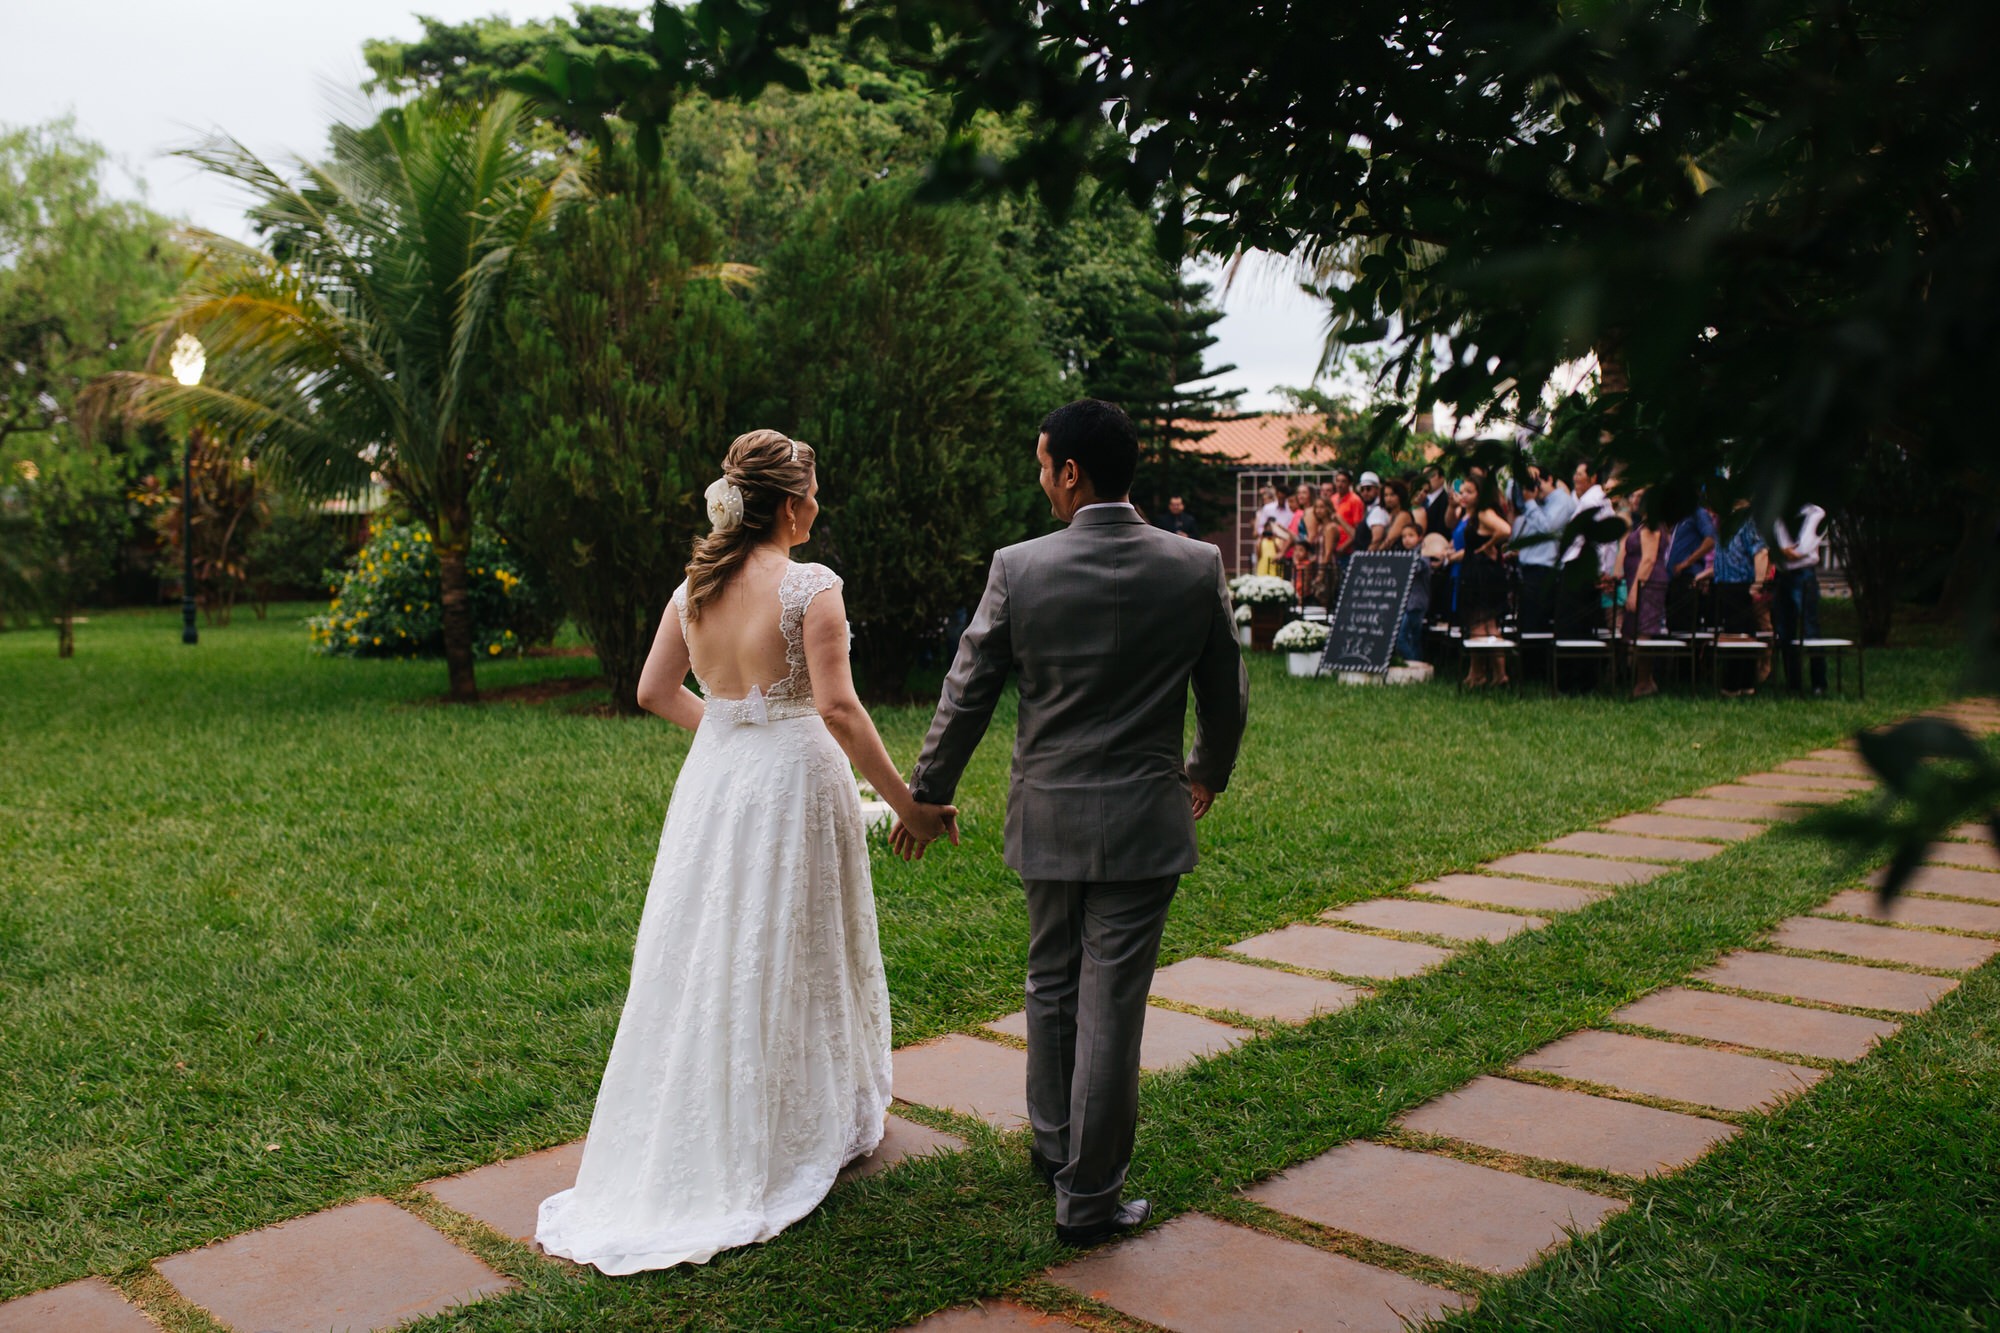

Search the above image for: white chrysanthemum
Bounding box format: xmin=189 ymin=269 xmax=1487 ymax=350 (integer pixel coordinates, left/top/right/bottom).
xmin=1272 ymin=618 xmax=1331 ymax=650
xmin=1228 ymin=573 xmax=1296 ymax=606
xmin=704 ymin=478 xmax=745 ymax=532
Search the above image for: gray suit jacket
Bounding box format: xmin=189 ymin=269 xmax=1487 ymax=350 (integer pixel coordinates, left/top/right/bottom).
xmin=910 ymin=505 xmax=1249 ymax=881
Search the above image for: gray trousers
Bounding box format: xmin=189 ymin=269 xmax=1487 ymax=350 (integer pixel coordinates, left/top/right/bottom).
xmin=1021 ymin=875 xmax=1179 ymax=1226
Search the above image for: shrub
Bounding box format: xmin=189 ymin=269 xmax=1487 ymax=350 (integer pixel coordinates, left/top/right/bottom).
xmin=248 ymin=498 xmax=359 ymax=605
xmin=750 ymin=184 xmax=1061 ymax=697
xmin=488 ymin=150 xmax=747 ymax=713
xmin=307 ymin=523 xmax=560 ymax=659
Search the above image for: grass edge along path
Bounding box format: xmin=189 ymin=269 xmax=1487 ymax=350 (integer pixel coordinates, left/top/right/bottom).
xmin=8 ymin=699 xmax=1994 ymax=1331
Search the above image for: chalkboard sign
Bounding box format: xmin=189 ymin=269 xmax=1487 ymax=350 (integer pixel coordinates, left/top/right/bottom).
xmin=1319 ymin=551 xmax=1424 ymax=675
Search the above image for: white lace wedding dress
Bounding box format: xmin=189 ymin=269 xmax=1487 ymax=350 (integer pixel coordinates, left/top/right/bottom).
xmin=535 ymin=562 xmax=893 ymax=1275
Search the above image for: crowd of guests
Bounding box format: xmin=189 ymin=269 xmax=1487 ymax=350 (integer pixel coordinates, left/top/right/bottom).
xmin=1248 ymin=463 xmax=1833 ymax=699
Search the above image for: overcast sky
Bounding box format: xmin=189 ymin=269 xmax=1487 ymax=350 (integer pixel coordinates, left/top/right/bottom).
xmin=3 ymin=0 xmax=1328 ymax=411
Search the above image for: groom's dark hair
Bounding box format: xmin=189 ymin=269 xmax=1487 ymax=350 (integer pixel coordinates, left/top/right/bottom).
xmin=1041 ymin=399 xmax=1138 ymax=499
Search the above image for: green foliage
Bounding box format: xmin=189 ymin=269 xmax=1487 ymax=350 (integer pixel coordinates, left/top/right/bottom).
xmin=306 ymin=524 xmax=560 ymax=660
xmin=86 ymin=94 xmax=573 ymax=700
xmin=362 ymin=7 xmax=649 ymax=105
xmin=751 ymin=185 xmax=1060 ymax=696
xmin=0 ymin=440 xmax=128 ymax=655
xmin=0 ymin=118 xmax=181 ymax=463
xmin=490 ymin=150 xmax=749 ymax=712
xmin=245 ymin=497 xmax=358 ymax=600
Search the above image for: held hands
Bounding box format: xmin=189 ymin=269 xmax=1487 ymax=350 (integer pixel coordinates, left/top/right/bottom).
xmin=889 ymin=801 xmax=960 ymax=862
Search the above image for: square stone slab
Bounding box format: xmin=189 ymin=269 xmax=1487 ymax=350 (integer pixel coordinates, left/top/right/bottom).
xmin=1045 ymin=1212 xmax=1467 ymax=1333
xmin=1512 ymin=1029 xmax=1821 ymax=1113
xmin=1397 ymin=1076 xmax=1737 ymax=1177
xmin=841 ymin=1114 xmax=968 ymax=1183
xmin=1808 ymin=747 xmax=1860 ymax=762
xmin=1322 ymin=898 xmax=1547 ymax=943
xmin=1407 ymin=874 xmax=1609 ymax=913
xmin=1612 ymin=987 xmax=1899 ymax=1061
xmin=1770 ymin=916 xmax=2000 ymax=972
xmin=1948 ymin=823 xmax=1995 ymax=843
xmin=1149 ymin=956 xmax=1367 ymax=1023
xmin=1868 ymin=865 xmax=2000 ymax=903
xmin=1737 ymin=771 xmax=1875 ymax=793
xmin=1227 ymin=924 xmax=1454 ymax=979
xmin=1484 ymin=852 xmax=1670 ymax=886
xmin=1244 ymin=1140 xmax=1625 ymax=1275
xmin=1818 ymin=888 xmax=2000 ymax=936
xmin=1926 ymin=841 xmax=2000 ymax=872
xmin=0 ymin=1278 xmax=159 ymax=1333
xmin=1697 ymin=951 xmax=1958 ymax=1014
xmin=1544 ymin=831 xmax=1724 ymax=863
xmin=892 ymin=1034 xmax=1030 ymax=1128
xmin=985 ymin=1006 xmax=1249 ymax=1071
xmin=425 ymin=1140 xmax=583 ymax=1243
xmin=1700 ymin=783 xmax=1845 ymax=805
xmin=1603 ymin=813 xmax=1763 ymax=843
xmin=1656 ymin=797 xmax=1801 ymax=823
xmin=155 ymin=1198 xmax=513 ymax=1333
xmin=900 ymin=1302 xmax=1083 ymax=1331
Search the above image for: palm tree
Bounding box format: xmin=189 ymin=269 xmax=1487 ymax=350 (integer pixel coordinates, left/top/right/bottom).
xmin=91 ymin=93 xmax=572 ymax=700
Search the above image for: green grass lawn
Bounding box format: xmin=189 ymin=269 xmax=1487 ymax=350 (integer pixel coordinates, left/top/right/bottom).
xmin=1 ymin=604 xmax=1991 ymax=1329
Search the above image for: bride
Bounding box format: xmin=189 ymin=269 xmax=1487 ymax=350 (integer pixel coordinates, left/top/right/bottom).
xmin=535 ymin=429 xmax=957 ymax=1275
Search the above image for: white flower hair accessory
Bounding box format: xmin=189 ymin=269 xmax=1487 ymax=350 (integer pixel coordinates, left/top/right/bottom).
xmin=704 ymin=477 xmax=745 ymax=532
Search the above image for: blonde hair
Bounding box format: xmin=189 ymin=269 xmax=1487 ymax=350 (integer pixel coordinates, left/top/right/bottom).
xmin=683 ymin=429 xmax=816 ymax=619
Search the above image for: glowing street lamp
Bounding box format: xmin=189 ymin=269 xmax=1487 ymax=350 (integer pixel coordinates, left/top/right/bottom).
xmin=169 ymin=334 xmax=205 ymax=646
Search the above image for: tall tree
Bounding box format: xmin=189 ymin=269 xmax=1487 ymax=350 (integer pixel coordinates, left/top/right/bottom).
xmin=89 ymin=94 xmax=571 ymax=701
xmin=751 ymin=184 xmax=1060 ymax=697
xmin=490 ymin=147 xmax=750 ymax=713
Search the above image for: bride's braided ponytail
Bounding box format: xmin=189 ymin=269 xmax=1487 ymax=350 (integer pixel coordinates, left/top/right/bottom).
xmin=683 ymin=429 xmax=816 ymax=620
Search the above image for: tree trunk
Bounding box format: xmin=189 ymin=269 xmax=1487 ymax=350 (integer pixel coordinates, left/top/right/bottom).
xmin=1937 ymin=506 xmax=1995 ymax=616
xmin=1594 ymin=331 xmax=1630 ymax=403
xmin=594 ymin=602 xmax=660 ymax=717
xmin=56 ymin=613 xmax=74 ymax=658
xmin=435 ymin=519 xmax=480 ymax=703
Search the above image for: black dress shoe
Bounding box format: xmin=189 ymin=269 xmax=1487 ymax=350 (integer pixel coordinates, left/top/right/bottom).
xmin=1055 ymin=1198 xmax=1151 ymax=1247
xmin=1029 ymin=1149 xmax=1061 ymax=1190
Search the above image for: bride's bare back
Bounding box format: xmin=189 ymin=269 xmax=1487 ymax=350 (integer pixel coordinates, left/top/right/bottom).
xmin=682 ymin=554 xmax=793 ymax=700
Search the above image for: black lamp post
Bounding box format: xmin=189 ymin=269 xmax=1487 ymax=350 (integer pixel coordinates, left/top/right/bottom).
xmin=169 ymin=334 xmax=205 ymax=645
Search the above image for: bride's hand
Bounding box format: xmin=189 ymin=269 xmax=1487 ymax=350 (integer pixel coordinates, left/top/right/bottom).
xmin=890 ymin=802 xmax=959 ymax=861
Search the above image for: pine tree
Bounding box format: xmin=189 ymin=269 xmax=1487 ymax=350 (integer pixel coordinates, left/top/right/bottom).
xmin=1087 ymin=271 xmax=1239 ymax=511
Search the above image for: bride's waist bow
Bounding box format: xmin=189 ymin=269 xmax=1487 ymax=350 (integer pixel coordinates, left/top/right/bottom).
xmin=701 ymin=685 xmax=819 ymax=726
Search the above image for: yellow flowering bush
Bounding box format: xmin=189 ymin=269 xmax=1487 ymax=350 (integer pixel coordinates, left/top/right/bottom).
xmin=307 ymin=523 xmax=560 ymax=658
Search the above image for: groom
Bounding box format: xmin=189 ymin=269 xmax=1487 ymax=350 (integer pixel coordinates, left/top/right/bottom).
xmin=895 ymin=398 xmax=1248 ymax=1246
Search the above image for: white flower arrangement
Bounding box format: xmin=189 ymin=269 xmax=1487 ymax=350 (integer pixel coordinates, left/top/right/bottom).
xmin=1228 ymin=573 xmax=1295 ymax=607
xmin=1272 ymin=618 xmax=1330 ymax=651
xmin=1234 ymin=603 xmax=1253 ymax=626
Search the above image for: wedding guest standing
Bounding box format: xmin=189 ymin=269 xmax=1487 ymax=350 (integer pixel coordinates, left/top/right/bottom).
xmin=1772 ymin=501 xmax=1830 ymax=695
xmin=1622 ymin=490 xmax=1676 ymax=699
xmin=1155 ymin=495 xmax=1201 ymax=539
xmin=1713 ymin=499 xmax=1769 ymax=696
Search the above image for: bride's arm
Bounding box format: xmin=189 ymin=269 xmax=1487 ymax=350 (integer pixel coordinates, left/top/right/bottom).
xmin=635 ymin=604 xmax=706 ymax=730
xmin=803 ymin=587 xmax=953 ymax=842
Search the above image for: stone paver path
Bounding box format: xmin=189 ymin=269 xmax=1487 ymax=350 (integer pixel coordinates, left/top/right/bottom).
xmin=1322 ymin=898 xmax=1547 ymax=943
xmin=17 ymin=699 xmax=1997 ymax=1333
xmin=0 ymin=1278 xmax=159 ymax=1333
xmin=1243 ymin=1141 xmax=1626 ymax=1274
xmin=154 ymin=1198 xmax=513 ymax=1333
xmin=1045 ymin=1213 xmax=1469 ymax=1333
xmin=1769 ymin=916 xmax=2000 ymax=972
xmin=1602 ymin=812 xmax=1763 ymax=842
xmin=1399 ymin=1076 xmax=1740 ymax=1177
xmin=1513 ymin=1029 xmax=1822 ymax=1113
xmin=1818 ymin=888 xmax=2000 ymax=935
xmin=1545 ymin=830 xmax=1725 ymax=862
xmin=1695 ymin=950 xmax=1958 ymax=1014
xmin=1484 ymin=851 xmax=1672 ymax=886
xmin=1227 ymin=924 xmax=1454 ymax=978
xmin=1406 ymin=873 xmax=1609 ymax=912
xmin=1149 ymin=956 xmax=1367 ymax=1023
xmin=1612 ymin=988 xmax=1899 ymax=1061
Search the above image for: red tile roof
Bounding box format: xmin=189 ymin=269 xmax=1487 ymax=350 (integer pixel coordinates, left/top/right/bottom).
xmin=1173 ymin=413 xmax=1341 ymax=467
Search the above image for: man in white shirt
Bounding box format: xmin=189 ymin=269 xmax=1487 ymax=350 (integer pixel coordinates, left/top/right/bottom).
xmin=1358 ymin=471 xmax=1390 ymax=548
xmin=1253 ymin=484 xmax=1288 ymax=540
xmin=1771 ymin=502 xmax=1829 ymax=695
